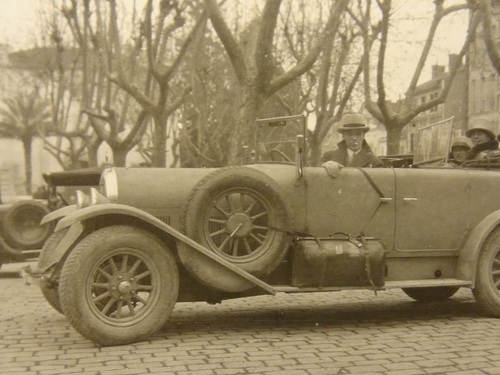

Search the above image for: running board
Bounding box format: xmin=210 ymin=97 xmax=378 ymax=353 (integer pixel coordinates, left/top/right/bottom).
xmin=383 ymin=278 xmax=472 ymax=289
xmin=273 ymin=278 xmax=471 ymax=294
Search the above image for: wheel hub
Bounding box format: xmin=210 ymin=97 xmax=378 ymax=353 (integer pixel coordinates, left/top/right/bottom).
xmin=226 ymin=213 xmax=253 ymax=237
xmin=109 ymin=273 xmax=137 ymax=299
xmin=118 ymin=281 xmax=132 ymax=294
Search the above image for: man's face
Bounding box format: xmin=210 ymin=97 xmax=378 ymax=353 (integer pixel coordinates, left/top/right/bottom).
xmin=452 ymin=146 xmax=469 ymax=162
xmin=342 ymin=130 xmax=365 ymax=152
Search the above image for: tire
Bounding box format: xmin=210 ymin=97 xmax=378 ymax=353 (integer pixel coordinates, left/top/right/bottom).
xmin=402 ymin=286 xmax=459 ymax=302
xmin=59 ymin=225 xmax=179 ymax=346
xmin=473 ymin=227 xmax=500 ymax=317
xmin=37 ymin=229 xmax=69 ymax=314
xmin=3 ymin=201 xmax=54 ymax=250
xmin=179 ymin=167 xmax=293 ymax=292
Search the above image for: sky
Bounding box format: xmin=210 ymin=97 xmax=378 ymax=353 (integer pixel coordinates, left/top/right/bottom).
xmin=0 ymin=0 xmax=40 ymax=48
xmin=385 ymin=1 xmax=469 ymax=97
xmin=0 ymin=0 xmax=470 ymax=99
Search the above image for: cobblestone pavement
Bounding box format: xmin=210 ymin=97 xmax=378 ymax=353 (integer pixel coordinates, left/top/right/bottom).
xmin=1 ymin=262 xmax=500 ymax=375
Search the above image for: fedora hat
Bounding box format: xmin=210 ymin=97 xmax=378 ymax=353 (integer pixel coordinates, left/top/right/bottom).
xmin=337 ymin=113 xmax=370 ymax=133
xmin=465 ymin=118 xmax=496 ymax=140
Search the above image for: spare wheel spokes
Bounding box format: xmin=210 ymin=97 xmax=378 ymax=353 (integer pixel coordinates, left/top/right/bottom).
xmin=206 ymin=189 xmax=275 ymax=259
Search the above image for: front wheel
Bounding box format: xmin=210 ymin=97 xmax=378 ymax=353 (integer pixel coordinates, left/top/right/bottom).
xmin=59 ymin=225 xmax=179 ymax=346
xmin=473 ymin=228 xmax=500 ymax=317
xmin=402 ymin=287 xmax=459 ymax=302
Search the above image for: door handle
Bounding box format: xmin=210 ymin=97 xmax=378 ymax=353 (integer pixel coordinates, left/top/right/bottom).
xmin=403 ymin=198 xmax=418 ymax=202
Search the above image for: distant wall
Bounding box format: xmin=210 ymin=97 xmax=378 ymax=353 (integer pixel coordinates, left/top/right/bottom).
xmin=0 ymin=137 xmax=171 ymax=197
xmin=0 ymin=138 xmax=62 ymax=197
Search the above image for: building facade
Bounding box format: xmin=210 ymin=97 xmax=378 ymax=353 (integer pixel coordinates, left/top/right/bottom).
xmin=403 ymin=4 xmax=500 ymax=154
xmin=404 ymin=55 xmax=468 ymax=154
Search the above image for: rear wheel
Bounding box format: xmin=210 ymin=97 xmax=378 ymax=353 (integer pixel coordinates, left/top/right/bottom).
xmin=473 ymin=228 xmax=500 ymax=317
xmin=402 ymin=286 xmax=459 ymax=302
xmin=59 ymin=225 xmax=179 ymax=346
xmin=3 ymin=201 xmax=53 ymax=249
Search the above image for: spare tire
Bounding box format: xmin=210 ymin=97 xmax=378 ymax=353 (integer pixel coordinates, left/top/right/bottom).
xmin=3 ymin=201 xmax=54 ymax=250
xmin=179 ymin=167 xmax=293 ymax=292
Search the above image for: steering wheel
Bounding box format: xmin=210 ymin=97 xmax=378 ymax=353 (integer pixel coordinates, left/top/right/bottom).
xmin=270 ymin=148 xmax=293 ymax=162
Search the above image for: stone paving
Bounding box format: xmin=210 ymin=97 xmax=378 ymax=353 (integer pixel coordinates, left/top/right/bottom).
xmin=1 ymin=262 xmax=500 ymax=375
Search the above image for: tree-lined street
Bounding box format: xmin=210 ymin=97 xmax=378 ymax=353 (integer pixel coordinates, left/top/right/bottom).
xmin=1 ymin=262 xmax=500 ymax=375
xmin=0 ymin=0 xmax=492 ymax=193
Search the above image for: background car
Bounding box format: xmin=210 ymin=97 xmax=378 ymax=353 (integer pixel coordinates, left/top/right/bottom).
xmin=0 ymin=167 xmax=101 ymax=270
xmin=23 ymin=115 xmax=500 ymax=347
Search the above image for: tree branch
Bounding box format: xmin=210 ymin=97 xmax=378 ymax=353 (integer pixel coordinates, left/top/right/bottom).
xmin=204 ymin=0 xmax=248 ymax=84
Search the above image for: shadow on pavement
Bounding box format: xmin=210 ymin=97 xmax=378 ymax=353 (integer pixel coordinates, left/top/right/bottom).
xmin=158 ymin=291 xmax=484 ymax=340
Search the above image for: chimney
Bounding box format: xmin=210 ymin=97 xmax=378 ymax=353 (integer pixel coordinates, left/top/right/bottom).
xmin=432 ymin=65 xmax=446 ymax=79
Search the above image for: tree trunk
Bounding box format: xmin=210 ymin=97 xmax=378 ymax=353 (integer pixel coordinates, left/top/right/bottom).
xmin=308 ymin=135 xmax=323 ymax=167
xmin=112 ymin=149 xmax=128 ymax=167
xmin=152 ymin=113 xmax=167 ymax=167
xmin=87 ymin=142 xmax=100 ymax=168
xmin=386 ymin=126 xmax=402 ymax=155
xmin=227 ymin=90 xmax=259 ymax=166
xmin=22 ymin=138 xmax=32 ymax=195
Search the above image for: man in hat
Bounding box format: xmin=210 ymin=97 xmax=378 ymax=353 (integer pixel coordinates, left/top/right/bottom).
xmin=464 ymin=118 xmax=499 ymax=161
xmin=446 ymin=136 xmax=472 ymax=166
xmin=321 ymin=113 xmax=384 ymax=177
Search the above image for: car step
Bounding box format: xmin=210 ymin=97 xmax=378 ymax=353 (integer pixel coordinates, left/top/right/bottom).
xmin=273 ymin=278 xmax=472 ymax=293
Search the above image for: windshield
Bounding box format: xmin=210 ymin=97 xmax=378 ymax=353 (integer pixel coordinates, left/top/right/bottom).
xmin=250 ymin=114 xmax=306 ymax=163
xmin=413 ymin=117 xmax=454 ymax=166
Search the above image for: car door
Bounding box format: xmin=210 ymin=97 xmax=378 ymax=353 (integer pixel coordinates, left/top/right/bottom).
xmin=304 ymin=167 xmax=395 ymax=249
xmin=393 ymin=168 xmax=469 ymax=252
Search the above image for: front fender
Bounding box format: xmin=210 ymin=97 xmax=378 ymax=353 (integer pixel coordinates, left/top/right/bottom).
xmin=40 ymin=204 xmax=77 ymax=225
xmin=457 ymin=209 xmax=500 ymax=286
xmin=55 ymin=203 xmax=167 ymax=232
xmin=51 ymin=203 xmax=276 ymax=294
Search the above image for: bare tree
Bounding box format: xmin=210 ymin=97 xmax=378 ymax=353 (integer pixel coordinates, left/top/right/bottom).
xmin=39 ymin=0 xmax=202 ymax=168
xmin=205 ymin=0 xmax=349 ymax=164
xmin=476 ymin=0 xmax=500 ymax=73
xmin=359 ymin=0 xmax=479 ymax=154
xmin=299 ymin=1 xmax=379 ymax=165
xmin=36 ymin=0 xmax=104 ymax=170
xmin=76 ymin=0 xmax=151 ymax=167
xmin=93 ymin=0 xmax=206 ymax=167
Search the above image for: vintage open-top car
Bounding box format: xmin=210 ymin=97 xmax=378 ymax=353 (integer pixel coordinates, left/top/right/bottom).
xmin=23 ymin=115 xmax=500 ymax=346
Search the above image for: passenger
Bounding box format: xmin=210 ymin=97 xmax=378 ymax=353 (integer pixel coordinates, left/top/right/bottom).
xmin=321 ymin=113 xmax=384 ymax=178
xmin=464 ymin=118 xmax=499 ymax=161
xmin=446 ymin=136 xmax=472 ymax=166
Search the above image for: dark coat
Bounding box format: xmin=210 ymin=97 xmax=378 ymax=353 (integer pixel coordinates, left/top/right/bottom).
xmin=321 ymin=140 xmax=384 ymax=168
xmin=464 ymin=139 xmax=499 ymax=161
